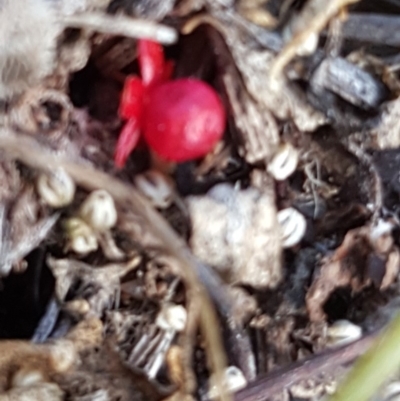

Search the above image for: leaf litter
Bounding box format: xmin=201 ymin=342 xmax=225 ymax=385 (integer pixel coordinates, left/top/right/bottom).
xmin=2 ymin=1 xmax=400 ymax=401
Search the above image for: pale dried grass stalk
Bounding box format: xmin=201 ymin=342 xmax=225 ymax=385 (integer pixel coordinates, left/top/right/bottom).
xmin=269 ymin=0 xmax=360 ymax=87
xmin=62 ymin=12 xmax=178 ymax=45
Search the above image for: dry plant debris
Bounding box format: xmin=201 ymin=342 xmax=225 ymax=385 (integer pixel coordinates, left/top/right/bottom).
xmin=1 ymin=1 xmax=400 ymax=401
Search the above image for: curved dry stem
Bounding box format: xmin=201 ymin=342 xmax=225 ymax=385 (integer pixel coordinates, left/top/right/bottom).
xmin=269 ymin=0 xmax=360 ymax=87
xmin=0 ymin=130 xmax=230 ymax=401
xmin=181 ymin=13 xmax=229 ymax=36
xmin=62 ymin=12 xmax=178 ymax=45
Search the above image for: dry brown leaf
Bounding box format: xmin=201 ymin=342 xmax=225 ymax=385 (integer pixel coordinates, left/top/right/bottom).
xmin=48 ymin=257 xmax=140 ymax=316
xmin=306 ymin=222 xmax=399 ymax=321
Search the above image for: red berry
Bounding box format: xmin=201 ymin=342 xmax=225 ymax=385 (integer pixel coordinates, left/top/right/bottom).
xmin=142 ymin=79 xmax=225 ymax=162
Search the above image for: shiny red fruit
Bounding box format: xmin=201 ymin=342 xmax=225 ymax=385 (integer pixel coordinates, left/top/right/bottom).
xmin=142 ymin=79 xmax=225 ymax=162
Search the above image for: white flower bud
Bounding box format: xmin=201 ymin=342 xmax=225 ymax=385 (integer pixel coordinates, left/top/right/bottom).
xmin=208 ymin=366 xmax=247 ymax=399
xmin=79 ymin=190 xmax=117 ymax=232
xmin=278 ymin=207 xmax=306 ymax=248
xmin=155 ymin=303 xmax=187 ymax=332
xmin=134 ymin=170 xmax=173 ymax=208
xmin=268 ymin=143 xmax=299 ymax=181
xmin=327 ymin=320 xmax=362 ymax=347
xmin=64 ymin=217 xmax=98 ymax=255
xmin=36 ymin=169 xmax=75 ymax=208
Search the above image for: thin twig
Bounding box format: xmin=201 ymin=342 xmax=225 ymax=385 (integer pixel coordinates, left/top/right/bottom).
xmin=269 ymin=0 xmax=360 ymax=86
xmin=233 ymin=331 xmax=379 ymax=401
xmin=62 ymin=12 xmax=178 ymax=45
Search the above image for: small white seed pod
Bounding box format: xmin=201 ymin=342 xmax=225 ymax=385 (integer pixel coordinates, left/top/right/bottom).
xmin=208 ymin=366 xmax=247 ymax=399
xmin=278 ymin=207 xmax=307 ymax=248
xmin=36 ymin=169 xmax=75 ymax=208
xmin=134 ymin=170 xmax=173 ymax=209
xmin=48 ymin=340 xmax=77 ymax=373
xmin=155 ymin=303 xmax=187 ymax=332
xmin=65 ymin=299 xmax=91 ymax=318
xmin=79 ymin=190 xmax=117 ymax=232
xmin=12 ymin=369 xmax=45 ymax=388
xmin=327 ymin=320 xmax=362 ymax=347
xmin=6 ymin=382 xmax=64 ymax=401
xmin=64 ymin=217 xmax=98 ymax=255
xmin=268 ymin=143 xmax=299 ymax=181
